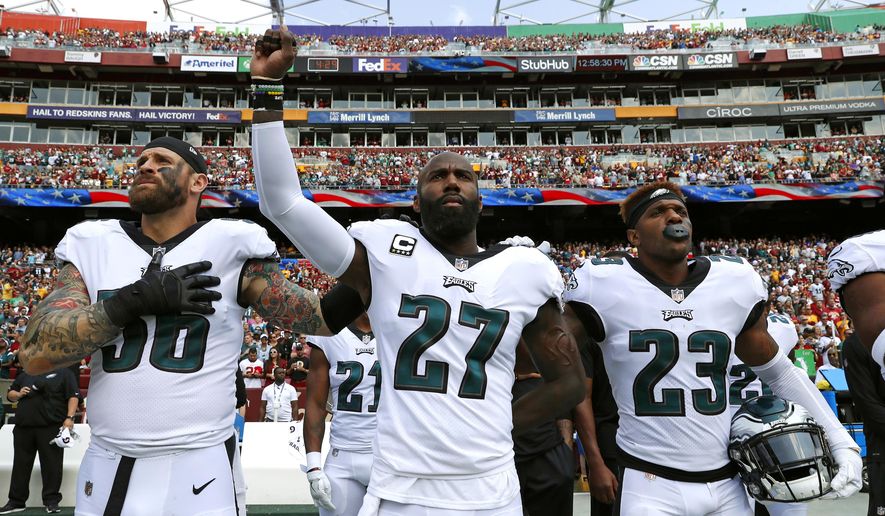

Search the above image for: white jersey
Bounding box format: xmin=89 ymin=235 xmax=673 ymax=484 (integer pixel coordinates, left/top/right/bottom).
xmin=728 ymin=313 xmax=799 ymax=413
xmin=261 ymin=381 xmax=299 ymax=421
xmin=55 ymin=219 xmax=277 ymax=457
xmin=309 ymin=326 xmax=379 ymax=452
xmin=827 ymin=229 xmax=885 ymax=291
xmin=564 ymin=255 xmax=766 ymax=478
xmin=348 ymin=220 xmax=562 ymax=509
xmin=239 ymin=358 xmax=265 ymax=389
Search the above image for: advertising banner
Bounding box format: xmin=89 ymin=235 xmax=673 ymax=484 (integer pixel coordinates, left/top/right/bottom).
xmin=841 ymin=44 xmax=880 ymax=58
xmin=237 ymin=56 xmax=295 ymax=73
xmin=239 ymin=56 xmax=349 ymax=73
xmin=630 ymin=54 xmax=680 ymax=71
xmin=180 ymin=55 xmax=237 ymax=72
xmin=513 ymin=109 xmax=616 ymax=123
xmin=146 ymin=21 xmax=265 ymax=37
xmin=678 ymin=104 xmax=780 ymax=119
xmin=409 ymin=56 xmax=517 ymax=73
xmin=64 ymin=51 xmax=102 ymax=63
xmin=683 ymin=52 xmax=737 ymax=70
xmin=624 ymin=18 xmax=746 ymax=33
xmin=786 ymin=48 xmax=823 ymax=60
xmin=779 ymin=98 xmax=885 ymax=115
xmin=576 ymin=55 xmax=628 ymax=71
xmin=26 ymin=105 xmax=242 ymax=124
xmin=352 ymin=57 xmax=409 ymax=73
xmin=2 ymin=182 xmax=881 ymax=209
xmin=307 ymin=111 xmax=412 ymax=124
xmin=516 ymin=56 xmax=575 ymax=73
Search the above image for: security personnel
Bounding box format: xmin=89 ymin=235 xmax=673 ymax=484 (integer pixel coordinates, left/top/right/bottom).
xmin=844 ymin=333 xmax=885 ymax=516
xmin=0 ymin=367 xmax=79 ymax=514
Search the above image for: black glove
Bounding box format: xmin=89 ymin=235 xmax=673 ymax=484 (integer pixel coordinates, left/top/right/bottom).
xmin=103 ymin=261 xmax=222 ymax=327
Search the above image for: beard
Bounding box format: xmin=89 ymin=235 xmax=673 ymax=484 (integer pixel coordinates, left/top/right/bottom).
xmin=648 ymin=235 xmax=693 ymax=265
xmin=129 ymin=175 xmax=187 ymax=215
xmin=419 ymin=192 xmax=481 ymax=241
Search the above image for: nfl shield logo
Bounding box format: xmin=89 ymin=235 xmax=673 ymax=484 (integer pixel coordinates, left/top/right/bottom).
xmin=362 ymin=334 xmax=371 ymax=345
xmin=454 ymin=258 xmax=469 ymax=271
xmin=85 ymin=481 xmax=93 ymax=496
xmin=670 ymin=288 xmax=685 ymax=303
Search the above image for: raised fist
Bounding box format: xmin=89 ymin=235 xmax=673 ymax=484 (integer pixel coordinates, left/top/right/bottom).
xmin=251 ymin=27 xmax=296 ymax=80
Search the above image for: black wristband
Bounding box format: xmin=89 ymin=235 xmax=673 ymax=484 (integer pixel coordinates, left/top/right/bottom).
xmin=320 ymin=284 xmax=366 ymax=334
xmin=100 ymin=296 xmax=136 ymax=328
xmin=251 ymin=80 xmax=284 ymax=111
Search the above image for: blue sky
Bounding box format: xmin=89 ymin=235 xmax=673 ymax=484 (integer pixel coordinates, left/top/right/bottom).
xmin=13 ymin=0 xmax=874 ymax=26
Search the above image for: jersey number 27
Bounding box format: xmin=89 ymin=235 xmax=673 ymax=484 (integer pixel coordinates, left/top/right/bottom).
xmin=394 ymin=294 xmax=509 ymax=400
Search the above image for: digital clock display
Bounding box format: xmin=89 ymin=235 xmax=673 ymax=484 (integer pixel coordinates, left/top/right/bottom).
xmin=576 ymin=56 xmax=628 ymax=72
xmin=307 ymin=58 xmax=340 ymax=72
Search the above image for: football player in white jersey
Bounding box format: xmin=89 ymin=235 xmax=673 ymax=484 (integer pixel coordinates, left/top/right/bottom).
xmin=562 ymin=182 xmax=862 ymax=515
xmin=303 ymin=311 xmax=378 ymax=516
xmin=250 ymin=28 xmax=585 ymax=515
xmin=827 ymin=230 xmax=885 ymax=378
xmin=729 ymin=312 xmax=807 ymax=516
xmin=17 ymin=137 xmax=357 ymax=516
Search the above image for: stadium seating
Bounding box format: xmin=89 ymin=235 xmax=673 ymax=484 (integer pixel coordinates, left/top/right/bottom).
xmin=1 ymin=137 xmax=882 ymax=189
xmin=2 ymin=24 xmax=882 ymax=54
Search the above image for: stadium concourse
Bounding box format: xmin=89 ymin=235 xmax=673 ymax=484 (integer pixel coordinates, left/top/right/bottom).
xmin=1 ymin=2 xmax=885 ymax=514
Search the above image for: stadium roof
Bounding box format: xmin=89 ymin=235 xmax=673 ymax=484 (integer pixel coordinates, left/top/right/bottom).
xmin=2 ymin=0 xmax=884 ymax=26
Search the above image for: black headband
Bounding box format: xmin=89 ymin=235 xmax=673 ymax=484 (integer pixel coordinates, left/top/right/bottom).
xmin=143 ymin=137 xmax=207 ymax=174
xmin=626 ymin=188 xmax=685 ymax=229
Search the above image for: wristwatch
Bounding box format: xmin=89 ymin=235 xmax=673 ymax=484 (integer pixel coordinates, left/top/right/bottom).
xmin=65 ymin=415 xmax=74 ymax=420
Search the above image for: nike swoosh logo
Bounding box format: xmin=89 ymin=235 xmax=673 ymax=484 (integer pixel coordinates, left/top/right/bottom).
xmin=192 ymin=478 xmax=216 ymax=495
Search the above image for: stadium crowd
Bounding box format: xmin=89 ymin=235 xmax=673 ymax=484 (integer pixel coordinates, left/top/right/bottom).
xmin=452 ymin=24 xmax=883 ymax=52
xmin=5 ymin=27 xmax=298 ymax=53
xmin=1 ymin=137 xmax=882 ymax=189
xmin=0 ymin=234 xmax=852 ymax=384
xmin=2 ymin=23 xmax=882 ymax=54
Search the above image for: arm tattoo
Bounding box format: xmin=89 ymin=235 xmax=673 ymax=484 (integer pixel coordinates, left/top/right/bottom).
xmin=537 ymin=328 xmax=578 ymax=367
xmin=244 ymin=260 xmax=327 ymax=335
xmin=19 ymin=264 xmax=120 ymax=373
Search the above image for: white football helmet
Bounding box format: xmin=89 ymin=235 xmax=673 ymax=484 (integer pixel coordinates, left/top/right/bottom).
xmin=729 ymin=395 xmax=837 ymax=502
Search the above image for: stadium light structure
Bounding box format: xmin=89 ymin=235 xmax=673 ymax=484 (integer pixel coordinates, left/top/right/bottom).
xmin=809 ymin=0 xmax=876 ymax=11
xmin=158 ymin=0 xmax=391 ymax=27
xmin=0 ymin=0 xmax=880 ymax=27
xmin=161 ymin=0 xmax=175 ymax=21
xmin=491 ymin=0 xmax=880 ymax=25
xmin=1 ymin=0 xmax=62 ymax=15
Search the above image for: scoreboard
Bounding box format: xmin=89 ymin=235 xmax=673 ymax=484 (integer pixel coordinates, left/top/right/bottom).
xmin=575 ymin=56 xmax=629 ymax=72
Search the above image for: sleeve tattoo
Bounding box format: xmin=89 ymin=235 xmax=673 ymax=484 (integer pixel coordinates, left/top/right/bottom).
xmin=243 ymin=260 xmax=328 ymax=335
xmin=19 ymin=263 xmax=120 ymax=373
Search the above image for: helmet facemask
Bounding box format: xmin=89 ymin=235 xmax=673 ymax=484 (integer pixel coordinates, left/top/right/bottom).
xmin=729 ymin=396 xmax=838 ymax=503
